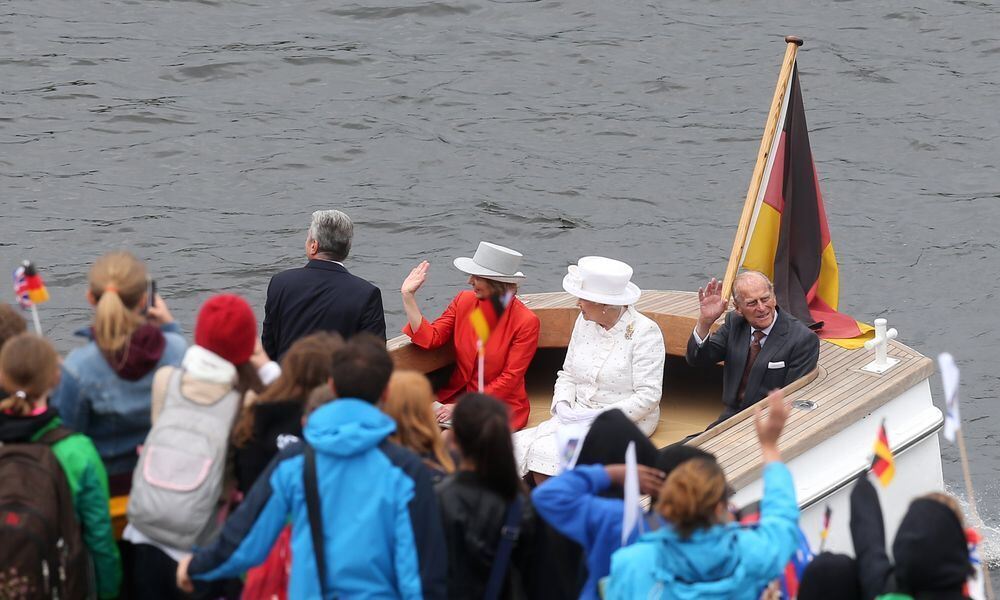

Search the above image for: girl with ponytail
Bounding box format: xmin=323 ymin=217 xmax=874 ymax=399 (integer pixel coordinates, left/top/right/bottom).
xmin=0 ymin=333 xmax=122 ymax=598
xmin=51 ymin=251 xmax=187 ymax=492
xmin=436 ymin=393 xmax=538 ymax=598
xmin=606 ymin=391 xmax=802 ymax=600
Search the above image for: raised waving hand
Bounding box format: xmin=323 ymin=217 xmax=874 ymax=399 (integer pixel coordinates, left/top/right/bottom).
xmin=695 ymin=277 xmax=729 ymax=339
xmin=401 ymin=260 xmax=430 ymax=296
xmin=401 ymin=261 xmax=430 ymax=332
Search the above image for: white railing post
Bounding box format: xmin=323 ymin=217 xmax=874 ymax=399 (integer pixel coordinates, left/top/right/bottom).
xmin=862 ymin=318 xmax=899 ymax=374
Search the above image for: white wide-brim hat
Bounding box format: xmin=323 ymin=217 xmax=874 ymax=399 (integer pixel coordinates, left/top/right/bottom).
xmin=562 ymin=256 xmax=642 ymax=305
xmin=453 ymin=241 xmax=526 ymax=284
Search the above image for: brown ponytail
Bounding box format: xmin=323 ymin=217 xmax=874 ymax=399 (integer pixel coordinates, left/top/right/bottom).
xmin=232 ymin=332 xmax=344 ymax=447
xmin=656 ymin=457 xmax=729 ymax=539
xmin=452 ymin=393 xmax=522 ymax=501
xmin=0 ymin=333 xmax=60 ymax=415
xmin=89 ymin=252 xmax=147 ymax=354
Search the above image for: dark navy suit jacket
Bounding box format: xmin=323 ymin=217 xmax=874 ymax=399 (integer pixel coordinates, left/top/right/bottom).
xmin=686 ymin=309 xmax=819 ymax=421
xmin=262 ymin=259 xmax=386 ymax=360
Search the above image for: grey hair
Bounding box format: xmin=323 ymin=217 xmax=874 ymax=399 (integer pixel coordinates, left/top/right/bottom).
xmin=732 ymin=270 xmax=773 ymax=304
xmin=308 ymin=210 xmax=353 ymax=261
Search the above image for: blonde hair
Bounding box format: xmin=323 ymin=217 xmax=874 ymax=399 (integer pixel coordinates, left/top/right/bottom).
xmin=383 ymin=371 xmax=454 ymax=472
xmin=89 ymin=252 xmax=148 ymax=354
xmin=0 ymin=333 xmax=60 ymax=416
xmin=656 ymin=457 xmax=728 ymax=539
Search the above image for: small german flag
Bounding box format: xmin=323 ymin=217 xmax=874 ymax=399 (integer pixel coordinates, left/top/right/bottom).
xmin=468 ymin=291 xmax=512 ymax=346
xmin=13 ymin=261 xmax=50 ymax=307
xmin=870 ymin=420 xmax=895 ymax=487
xmin=817 ymin=504 xmax=832 ymax=552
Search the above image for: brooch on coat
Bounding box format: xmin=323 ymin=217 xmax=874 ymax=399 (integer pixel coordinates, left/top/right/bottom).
xmin=625 ymin=321 xmax=635 ymax=340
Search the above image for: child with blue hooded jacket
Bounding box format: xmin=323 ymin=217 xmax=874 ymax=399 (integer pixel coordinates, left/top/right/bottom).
xmin=532 ymin=439 xmax=718 ymax=600
xmin=606 ymin=389 xmax=800 ymax=600
xmin=175 ymin=333 xmax=447 ymax=599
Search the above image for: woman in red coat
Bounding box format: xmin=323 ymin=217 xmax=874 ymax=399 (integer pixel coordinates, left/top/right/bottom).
xmin=401 ymin=242 xmax=541 ymax=430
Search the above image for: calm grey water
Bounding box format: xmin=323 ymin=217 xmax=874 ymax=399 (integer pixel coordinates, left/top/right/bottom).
xmin=3 ymin=0 xmax=999 ymax=570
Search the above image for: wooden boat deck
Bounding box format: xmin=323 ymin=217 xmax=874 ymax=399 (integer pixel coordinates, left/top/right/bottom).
xmin=390 ymin=290 xmax=935 ymax=489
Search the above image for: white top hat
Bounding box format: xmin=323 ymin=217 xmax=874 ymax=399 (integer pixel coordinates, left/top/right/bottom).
xmin=562 ymin=256 xmax=642 ymax=305
xmin=453 ymin=241 xmax=526 ymax=284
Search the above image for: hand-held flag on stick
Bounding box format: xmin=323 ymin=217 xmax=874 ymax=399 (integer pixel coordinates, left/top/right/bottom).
xmin=818 ymin=505 xmax=832 ymax=552
xmin=937 ymin=353 xmax=961 ymax=443
xmin=13 ymin=261 xmax=49 ymax=334
xmin=468 ymin=291 xmax=514 ymax=392
xmin=14 ymin=261 xmax=50 ymax=306
xmin=870 ymin=420 xmax=895 ymax=487
xmin=621 ymin=441 xmax=640 ymax=546
xmin=935 ymin=353 xmax=994 ymax=600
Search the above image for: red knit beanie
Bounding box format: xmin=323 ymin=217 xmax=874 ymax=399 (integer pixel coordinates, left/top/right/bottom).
xmin=194 ymin=294 xmax=257 ymax=366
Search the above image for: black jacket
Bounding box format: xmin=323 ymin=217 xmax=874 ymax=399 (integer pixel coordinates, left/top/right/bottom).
xmin=686 ymin=308 xmax=819 ymax=420
xmin=850 ymin=475 xmax=971 ymax=600
xmin=436 ymin=472 xmax=536 ymax=600
xmin=262 ymin=260 xmax=386 ymax=360
xmin=233 ymin=399 xmax=304 ymax=494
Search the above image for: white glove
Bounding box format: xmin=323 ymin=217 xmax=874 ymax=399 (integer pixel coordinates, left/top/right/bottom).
xmin=554 ymin=402 xmax=603 ymax=424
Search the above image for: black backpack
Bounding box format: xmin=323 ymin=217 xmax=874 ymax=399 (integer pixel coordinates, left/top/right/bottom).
xmin=0 ymin=426 xmax=93 ymax=599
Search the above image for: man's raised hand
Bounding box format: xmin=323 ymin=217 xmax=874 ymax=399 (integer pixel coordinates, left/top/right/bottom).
xmin=697 ymin=277 xmax=728 ymax=326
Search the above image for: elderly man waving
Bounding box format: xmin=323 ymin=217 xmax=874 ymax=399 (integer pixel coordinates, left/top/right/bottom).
xmin=687 ymin=271 xmax=819 ymax=427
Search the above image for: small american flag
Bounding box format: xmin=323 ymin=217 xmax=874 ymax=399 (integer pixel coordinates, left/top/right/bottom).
xmin=13 ymin=265 xmax=31 ymax=308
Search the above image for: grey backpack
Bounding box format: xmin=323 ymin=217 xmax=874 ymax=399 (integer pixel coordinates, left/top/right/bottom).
xmin=127 ymin=368 xmax=241 ymax=549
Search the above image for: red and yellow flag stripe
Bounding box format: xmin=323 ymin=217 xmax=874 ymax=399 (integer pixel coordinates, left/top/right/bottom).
xmin=741 ymin=64 xmax=873 ymax=349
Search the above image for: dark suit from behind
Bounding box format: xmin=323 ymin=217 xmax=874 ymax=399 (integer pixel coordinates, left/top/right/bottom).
xmin=262 ymin=259 xmax=386 ymax=360
xmin=686 ymin=309 xmax=819 ymax=421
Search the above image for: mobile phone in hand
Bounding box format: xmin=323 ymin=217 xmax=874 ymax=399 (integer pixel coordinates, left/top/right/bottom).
xmin=144 ymin=278 xmax=157 ymax=314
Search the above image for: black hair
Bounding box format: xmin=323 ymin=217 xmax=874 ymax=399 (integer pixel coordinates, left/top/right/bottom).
xmin=328 ymin=333 xmax=393 ymax=404
xmin=451 ymin=393 xmax=521 ymax=501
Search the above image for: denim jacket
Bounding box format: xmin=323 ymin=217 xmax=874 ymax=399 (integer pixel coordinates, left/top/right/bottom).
xmin=51 ymin=323 xmax=187 ymax=476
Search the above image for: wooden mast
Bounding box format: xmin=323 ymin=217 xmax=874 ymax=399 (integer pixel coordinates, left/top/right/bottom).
xmin=721 ymin=35 xmax=804 ymax=301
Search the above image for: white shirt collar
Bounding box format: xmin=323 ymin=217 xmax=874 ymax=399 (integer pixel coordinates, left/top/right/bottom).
xmin=313 ymin=257 xmax=344 ymax=267
xmin=751 ymin=308 xmax=779 ymax=339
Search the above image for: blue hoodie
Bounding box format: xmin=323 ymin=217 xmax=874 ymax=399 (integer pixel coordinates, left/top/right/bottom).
xmin=189 ymin=399 xmax=447 ymax=599
xmin=606 ymin=462 xmax=800 ymax=600
xmin=531 ymin=464 xmax=650 ymax=600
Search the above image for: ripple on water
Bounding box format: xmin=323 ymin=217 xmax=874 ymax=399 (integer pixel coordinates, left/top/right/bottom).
xmin=2 ymin=1 xmax=1000 ymax=574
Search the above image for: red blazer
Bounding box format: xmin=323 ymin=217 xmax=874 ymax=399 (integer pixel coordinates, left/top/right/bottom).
xmin=403 ymin=291 xmax=540 ymax=430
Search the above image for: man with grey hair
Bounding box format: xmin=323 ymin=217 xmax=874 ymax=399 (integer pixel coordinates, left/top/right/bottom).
xmin=262 ymin=210 xmax=385 ymax=359
xmin=686 ymin=270 xmax=819 ymax=426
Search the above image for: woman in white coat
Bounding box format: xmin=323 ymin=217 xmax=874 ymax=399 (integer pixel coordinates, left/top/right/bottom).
xmin=514 ymin=256 xmax=665 ymax=483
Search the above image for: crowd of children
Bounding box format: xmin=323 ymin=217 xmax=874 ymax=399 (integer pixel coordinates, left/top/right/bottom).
xmin=0 ymin=251 xmax=986 ymax=600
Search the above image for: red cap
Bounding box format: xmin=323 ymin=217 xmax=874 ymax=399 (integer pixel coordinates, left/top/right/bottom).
xmin=194 ymin=294 xmax=257 ymax=365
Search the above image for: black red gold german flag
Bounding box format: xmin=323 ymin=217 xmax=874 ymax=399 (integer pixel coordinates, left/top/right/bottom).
xmin=740 ymin=64 xmax=873 ymax=348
